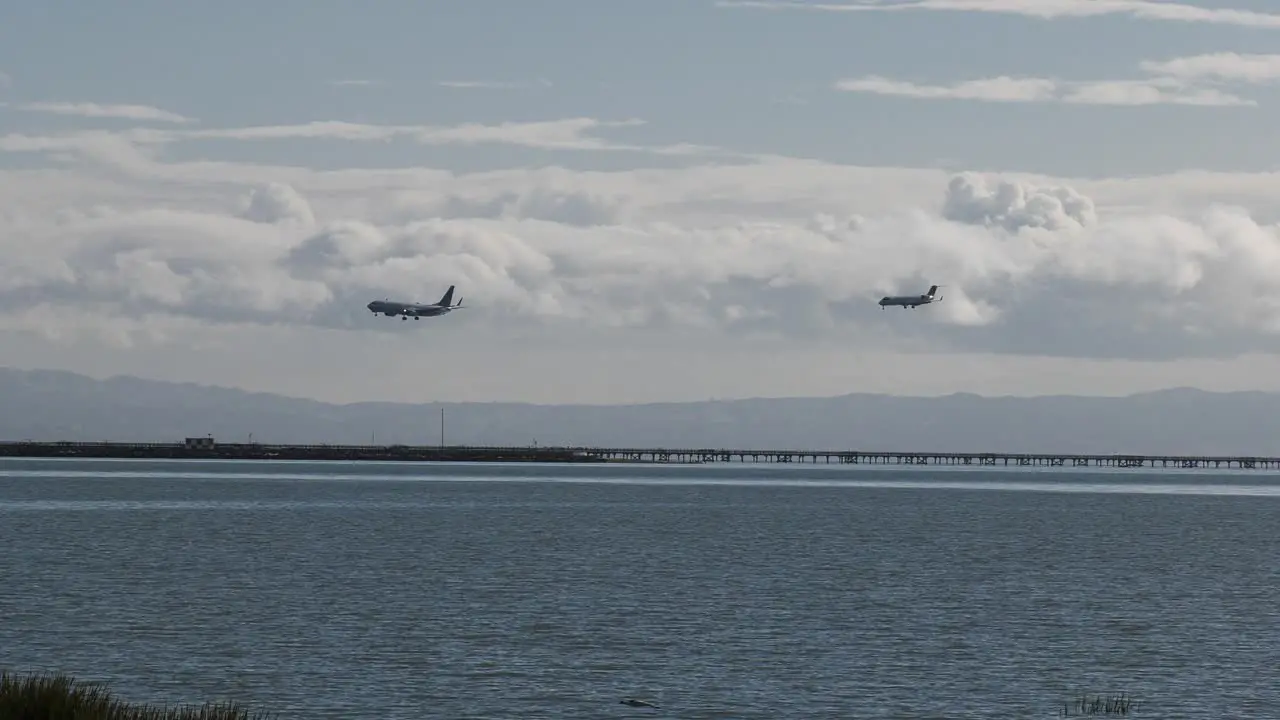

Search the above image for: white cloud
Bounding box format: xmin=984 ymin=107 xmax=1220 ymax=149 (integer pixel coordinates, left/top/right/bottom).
xmin=1059 ymin=80 xmax=1251 ymax=107
xmin=941 ymin=172 xmax=1097 ymax=230
xmin=0 ymin=117 xmax=727 ymax=161
xmin=7 ymin=126 xmax=1280 ymax=367
xmin=438 ymin=78 xmax=553 ymax=90
xmin=717 ymin=0 xmax=1280 ymax=29
xmin=0 ymin=130 xmax=164 ymax=172
xmin=836 ymin=54 xmax=1269 ymax=106
xmin=1139 ymin=53 xmax=1280 ymax=84
xmin=242 ymin=182 xmax=317 ymax=225
xmin=415 ymin=118 xmax=646 ymax=151
xmin=836 ymin=76 xmax=1059 ymax=103
xmin=17 ymin=101 xmax=193 ymax=123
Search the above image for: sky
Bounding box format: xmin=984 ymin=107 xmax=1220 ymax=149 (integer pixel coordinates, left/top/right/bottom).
xmin=7 ymin=0 xmax=1280 ymax=404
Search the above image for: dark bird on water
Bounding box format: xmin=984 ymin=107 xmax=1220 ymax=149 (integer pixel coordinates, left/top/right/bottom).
xmin=621 ymin=697 xmax=660 ymax=709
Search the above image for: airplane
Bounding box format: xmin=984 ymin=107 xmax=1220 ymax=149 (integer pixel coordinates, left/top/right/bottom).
xmin=878 ymin=284 xmax=943 ymax=310
xmin=367 ymin=286 xmax=465 ymax=321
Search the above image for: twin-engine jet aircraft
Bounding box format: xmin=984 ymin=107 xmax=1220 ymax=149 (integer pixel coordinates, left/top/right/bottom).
xmin=878 ymin=284 xmax=942 ymax=310
xmin=367 ymin=286 xmax=465 ymax=321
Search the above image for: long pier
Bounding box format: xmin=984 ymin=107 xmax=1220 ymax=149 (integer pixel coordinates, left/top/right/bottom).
xmin=2 ymin=441 xmax=1280 ymax=470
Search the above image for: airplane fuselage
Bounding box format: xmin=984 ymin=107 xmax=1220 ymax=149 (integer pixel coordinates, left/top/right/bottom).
xmin=878 ymin=295 xmax=935 ymax=309
xmin=878 ymin=285 xmax=940 ymax=309
xmin=367 ymin=286 xmax=463 ymax=320
xmin=367 ymin=300 xmax=454 ymax=318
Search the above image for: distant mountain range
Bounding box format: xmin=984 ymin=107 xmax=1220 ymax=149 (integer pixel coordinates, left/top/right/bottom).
xmin=1 ymin=366 xmax=1277 ymax=455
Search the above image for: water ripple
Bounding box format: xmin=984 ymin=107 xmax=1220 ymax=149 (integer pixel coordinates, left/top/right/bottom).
xmin=0 ymin=459 xmax=1276 ymax=718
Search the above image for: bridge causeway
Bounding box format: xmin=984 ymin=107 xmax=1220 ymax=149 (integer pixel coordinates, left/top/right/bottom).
xmin=584 ymin=448 xmax=1280 ymax=469
xmin=1 ymin=441 xmax=1279 ymax=470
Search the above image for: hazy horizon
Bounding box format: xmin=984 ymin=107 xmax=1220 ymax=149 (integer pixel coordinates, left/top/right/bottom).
xmin=0 ymin=363 xmax=1260 ymax=407
xmin=5 ymin=366 xmax=1280 ymax=454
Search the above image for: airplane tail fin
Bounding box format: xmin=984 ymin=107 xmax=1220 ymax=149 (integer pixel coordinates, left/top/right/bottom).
xmin=437 ymin=285 xmax=455 ymax=307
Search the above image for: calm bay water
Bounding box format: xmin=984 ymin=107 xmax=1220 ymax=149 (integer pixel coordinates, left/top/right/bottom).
xmin=1 ymin=458 xmax=1277 ymax=718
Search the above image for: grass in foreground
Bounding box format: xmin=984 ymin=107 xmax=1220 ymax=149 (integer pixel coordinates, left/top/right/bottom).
xmin=0 ymin=670 xmax=274 ymax=720
xmin=1061 ymin=692 xmax=1139 ymax=716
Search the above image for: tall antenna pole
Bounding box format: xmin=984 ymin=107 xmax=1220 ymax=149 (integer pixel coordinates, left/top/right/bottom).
xmin=440 ymin=407 xmax=445 ymax=448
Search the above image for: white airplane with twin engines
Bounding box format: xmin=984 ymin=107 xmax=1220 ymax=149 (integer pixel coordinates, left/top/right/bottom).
xmin=878 ymin=284 xmax=943 ymax=310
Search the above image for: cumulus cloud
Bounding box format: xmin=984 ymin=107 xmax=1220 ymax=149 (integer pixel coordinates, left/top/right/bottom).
xmin=836 ymin=55 xmax=1262 ymax=106
xmin=427 ymin=185 xmax=629 ymax=227
xmin=8 ymin=136 xmax=1280 ymax=362
xmin=717 ymin=0 xmax=1280 ymax=29
xmin=242 ymin=182 xmax=317 ymax=225
xmin=942 ymin=173 xmax=1096 ymax=231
